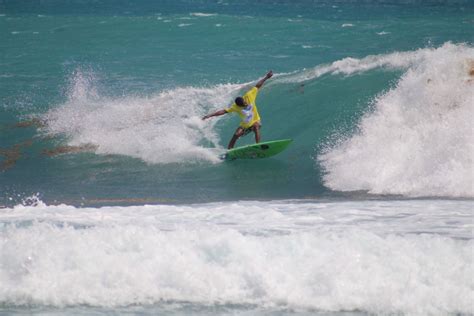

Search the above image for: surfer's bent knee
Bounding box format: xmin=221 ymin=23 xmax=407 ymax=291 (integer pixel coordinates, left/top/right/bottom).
xmin=234 ymin=127 xmax=245 ymax=137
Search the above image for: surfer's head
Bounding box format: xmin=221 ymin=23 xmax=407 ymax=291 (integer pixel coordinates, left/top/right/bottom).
xmin=235 ymin=97 xmax=246 ymax=107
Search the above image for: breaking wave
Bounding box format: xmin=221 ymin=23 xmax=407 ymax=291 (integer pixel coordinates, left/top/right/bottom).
xmin=318 ymin=42 xmax=474 ymax=197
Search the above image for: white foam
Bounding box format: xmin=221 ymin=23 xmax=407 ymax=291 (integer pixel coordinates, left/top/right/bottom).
xmin=190 ymin=13 xmax=217 ymax=17
xmin=342 ymin=23 xmax=354 ymax=27
xmin=42 ymin=70 xmax=246 ymax=164
xmin=276 ymin=43 xmax=466 ymax=84
xmin=319 ymin=43 xmax=474 ymax=197
xmin=0 ymin=199 xmax=472 ymax=313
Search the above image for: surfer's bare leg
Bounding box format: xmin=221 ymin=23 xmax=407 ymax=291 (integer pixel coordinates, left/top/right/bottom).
xmin=252 ymin=123 xmax=261 ymax=143
xmin=228 ymin=127 xmax=245 ymax=149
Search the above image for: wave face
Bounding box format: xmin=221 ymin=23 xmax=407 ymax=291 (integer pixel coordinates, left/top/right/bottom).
xmin=12 ymin=43 xmax=474 ymax=202
xmin=1 ymin=0 xmax=473 ymax=204
xmin=0 ymin=199 xmax=472 ymax=314
xmin=22 ymin=43 xmax=474 ymax=200
xmin=318 ymin=43 xmax=474 ymax=197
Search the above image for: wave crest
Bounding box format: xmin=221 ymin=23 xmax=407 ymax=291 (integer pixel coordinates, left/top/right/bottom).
xmin=319 ymin=43 xmax=474 ymax=197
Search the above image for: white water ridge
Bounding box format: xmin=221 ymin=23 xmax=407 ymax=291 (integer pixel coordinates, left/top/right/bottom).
xmin=0 ymin=199 xmax=472 ymax=314
xmin=318 ymin=43 xmax=474 ymax=197
xmin=277 ymin=42 xmax=472 ymax=83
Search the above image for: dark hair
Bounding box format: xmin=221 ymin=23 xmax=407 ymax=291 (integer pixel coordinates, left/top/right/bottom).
xmin=235 ymin=97 xmax=245 ymax=107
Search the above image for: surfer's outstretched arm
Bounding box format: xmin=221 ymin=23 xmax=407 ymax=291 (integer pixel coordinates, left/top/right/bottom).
xmin=202 ymin=109 xmax=227 ymax=120
xmin=255 ymin=70 xmax=273 ymax=89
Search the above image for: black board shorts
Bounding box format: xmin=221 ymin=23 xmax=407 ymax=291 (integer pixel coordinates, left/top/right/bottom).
xmin=242 ymin=123 xmax=261 ymax=136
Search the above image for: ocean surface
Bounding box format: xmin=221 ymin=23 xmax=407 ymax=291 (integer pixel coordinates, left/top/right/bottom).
xmin=0 ymin=0 xmax=473 ymax=315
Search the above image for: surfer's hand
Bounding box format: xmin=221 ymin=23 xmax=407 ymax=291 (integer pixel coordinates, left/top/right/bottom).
xmin=202 ymin=115 xmax=208 ymax=120
xmin=266 ymin=70 xmax=273 ymax=79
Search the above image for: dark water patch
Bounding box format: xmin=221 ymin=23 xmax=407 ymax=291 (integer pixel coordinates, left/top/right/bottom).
xmin=42 ymin=144 xmax=97 ymax=157
xmin=0 ymin=140 xmax=32 ymax=172
xmin=13 ymin=118 xmax=45 ymax=129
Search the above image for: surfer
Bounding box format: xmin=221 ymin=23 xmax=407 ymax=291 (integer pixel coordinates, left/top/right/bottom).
xmin=202 ymin=70 xmax=273 ymax=149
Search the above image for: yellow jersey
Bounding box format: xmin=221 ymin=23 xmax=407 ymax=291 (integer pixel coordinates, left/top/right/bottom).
xmin=225 ymin=87 xmax=260 ymax=128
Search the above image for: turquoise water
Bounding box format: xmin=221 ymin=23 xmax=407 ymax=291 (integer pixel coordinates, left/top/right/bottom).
xmin=1 ymin=0 xmax=472 ymax=204
xmin=0 ymin=1 xmax=473 ymax=315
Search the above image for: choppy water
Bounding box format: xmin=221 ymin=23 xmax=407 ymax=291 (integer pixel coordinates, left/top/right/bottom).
xmin=0 ymin=0 xmax=473 ymax=315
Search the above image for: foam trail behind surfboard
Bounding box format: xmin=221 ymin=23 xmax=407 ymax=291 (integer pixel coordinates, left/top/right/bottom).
xmin=42 ymin=70 xmax=248 ymax=164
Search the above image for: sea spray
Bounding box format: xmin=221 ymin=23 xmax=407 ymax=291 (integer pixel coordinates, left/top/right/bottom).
xmin=318 ymin=43 xmax=474 ymax=197
xmin=42 ymin=69 xmax=246 ymax=164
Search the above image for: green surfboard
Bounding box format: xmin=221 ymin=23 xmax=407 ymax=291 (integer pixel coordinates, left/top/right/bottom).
xmin=222 ymin=139 xmax=293 ymax=160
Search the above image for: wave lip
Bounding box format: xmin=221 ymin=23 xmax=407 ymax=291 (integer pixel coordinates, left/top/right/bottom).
xmin=318 ymin=43 xmax=474 ymax=198
xmin=278 ymin=42 xmax=468 ymax=84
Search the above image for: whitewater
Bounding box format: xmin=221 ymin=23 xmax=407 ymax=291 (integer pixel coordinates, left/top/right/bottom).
xmin=1 ymin=198 xmax=472 ymax=315
xmin=317 ymin=43 xmax=474 ymax=198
